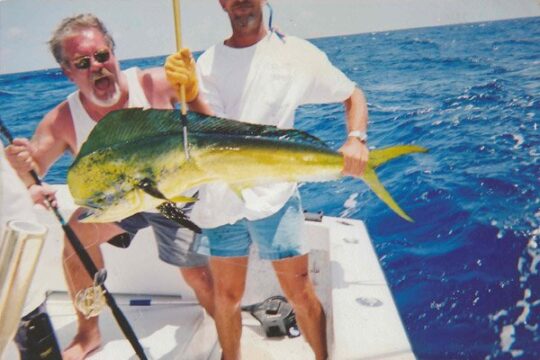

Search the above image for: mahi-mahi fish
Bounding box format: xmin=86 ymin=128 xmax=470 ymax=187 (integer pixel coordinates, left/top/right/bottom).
xmin=67 ymin=108 xmax=427 ymax=231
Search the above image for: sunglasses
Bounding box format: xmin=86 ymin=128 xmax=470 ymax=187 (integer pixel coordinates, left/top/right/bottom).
xmin=71 ymin=49 xmax=111 ymax=70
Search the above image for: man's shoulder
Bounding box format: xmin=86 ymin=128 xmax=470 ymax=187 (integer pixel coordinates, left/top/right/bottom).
xmin=43 ymin=100 xmax=72 ymax=126
xmin=197 ymin=44 xmax=218 ymax=63
xmin=281 ymin=35 xmax=321 ymax=52
xmin=277 ymin=35 xmax=328 ymax=65
xmin=132 ymin=66 xmax=174 ymax=107
xmin=136 ymin=66 xmax=167 ymax=86
xmin=40 ymin=100 xmax=75 ymax=142
xmin=202 ymin=43 xmax=219 ymax=54
xmin=137 ymin=66 xmax=163 ymax=77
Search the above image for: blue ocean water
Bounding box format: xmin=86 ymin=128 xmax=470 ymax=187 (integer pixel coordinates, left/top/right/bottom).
xmin=1 ymin=17 xmax=539 ymax=359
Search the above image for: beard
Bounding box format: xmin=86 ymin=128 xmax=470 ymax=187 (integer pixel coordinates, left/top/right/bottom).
xmin=230 ymin=2 xmax=261 ymax=30
xmin=234 ymin=12 xmax=258 ymax=28
xmin=89 ymin=82 xmax=121 ymax=107
xmin=89 ymin=68 xmax=122 ymax=107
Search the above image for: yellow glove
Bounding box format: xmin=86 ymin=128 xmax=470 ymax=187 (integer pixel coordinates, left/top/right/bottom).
xmin=164 ymin=48 xmax=199 ymax=102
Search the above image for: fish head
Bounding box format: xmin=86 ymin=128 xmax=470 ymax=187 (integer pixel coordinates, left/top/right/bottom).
xmin=76 ymin=188 xmax=163 ymax=223
xmin=68 ymin=155 xmax=161 ymax=222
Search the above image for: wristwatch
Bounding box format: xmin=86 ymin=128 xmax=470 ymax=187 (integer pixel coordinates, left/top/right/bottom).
xmin=348 ymin=130 xmax=368 ymax=144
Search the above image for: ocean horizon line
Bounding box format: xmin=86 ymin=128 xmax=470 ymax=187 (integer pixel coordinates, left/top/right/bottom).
xmin=1 ymin=15 xmax=538 ymax=77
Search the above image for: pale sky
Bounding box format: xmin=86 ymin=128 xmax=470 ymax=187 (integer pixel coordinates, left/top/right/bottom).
xmin=1 ymin=0 xmax=539 ymax=74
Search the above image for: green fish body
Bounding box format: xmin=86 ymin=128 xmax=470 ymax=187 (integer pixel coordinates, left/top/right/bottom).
xmin=68 ymin=108 xmax=427 ymax=224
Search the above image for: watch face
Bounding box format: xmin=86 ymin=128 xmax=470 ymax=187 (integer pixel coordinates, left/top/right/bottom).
xmin=348 ymin=131 xmax=367 ymax=142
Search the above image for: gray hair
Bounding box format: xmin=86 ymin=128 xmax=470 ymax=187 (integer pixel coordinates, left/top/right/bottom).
xmin=48 ymin=13 xmax=115 ymax=66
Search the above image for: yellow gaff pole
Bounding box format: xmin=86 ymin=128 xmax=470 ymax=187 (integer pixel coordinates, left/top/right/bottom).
xmin=172 ymin=0 xmax=190 ymax=159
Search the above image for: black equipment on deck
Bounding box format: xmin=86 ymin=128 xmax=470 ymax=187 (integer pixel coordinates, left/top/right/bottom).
xmin=14 ymin=303 xmax=62 ymax=360
xmin=242 ymin=295 xmax=300 ymax=338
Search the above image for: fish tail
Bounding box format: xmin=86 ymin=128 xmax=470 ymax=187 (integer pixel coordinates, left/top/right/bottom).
xmin=363 ymin=145 xmax=428 ymax=222
xmin=368 ymin=145 xmax=428 ymax=169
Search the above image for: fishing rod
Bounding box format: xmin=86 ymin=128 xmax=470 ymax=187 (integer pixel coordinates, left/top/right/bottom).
xmin=0 ymin=117 xmax=148 ymax=360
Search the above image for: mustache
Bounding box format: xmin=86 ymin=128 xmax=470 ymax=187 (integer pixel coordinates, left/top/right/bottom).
xmin=91 ymin=68 xmax=114 ymax=82
xmin=232 ymin=1 xmax=254 ymax=9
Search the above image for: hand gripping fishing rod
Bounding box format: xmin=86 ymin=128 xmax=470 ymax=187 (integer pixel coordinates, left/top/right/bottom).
xmin=0 ymin=117 xmax=148 ymax=359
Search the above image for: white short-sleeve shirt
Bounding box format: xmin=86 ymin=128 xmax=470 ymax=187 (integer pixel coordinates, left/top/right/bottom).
xmin=191 ymin=33 xmax=355 ymax=228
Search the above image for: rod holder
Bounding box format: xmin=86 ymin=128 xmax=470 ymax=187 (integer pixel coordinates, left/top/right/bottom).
xmin=0 ymin=220 xmax=47 ymax=356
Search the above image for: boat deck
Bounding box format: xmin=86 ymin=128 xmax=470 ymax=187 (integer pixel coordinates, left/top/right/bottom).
xmin=3 ymin=185 xmax=415 ymax=359
xmin=45 ymin=292 xmax=316 ymax=359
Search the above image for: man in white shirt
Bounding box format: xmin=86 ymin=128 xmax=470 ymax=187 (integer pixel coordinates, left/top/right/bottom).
xmin=166 ymin=1 xmax=369 ymax=359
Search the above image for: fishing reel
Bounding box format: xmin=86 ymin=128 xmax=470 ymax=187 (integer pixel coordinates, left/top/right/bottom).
xmin=75 ymin=269 xmax=107 ymax=319
xmin=242 ymin=295 xmax=300 ymax=338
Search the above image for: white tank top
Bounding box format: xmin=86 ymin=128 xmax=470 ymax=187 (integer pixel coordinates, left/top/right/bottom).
xmin=68 ymin=67 xmax=151 ymax=151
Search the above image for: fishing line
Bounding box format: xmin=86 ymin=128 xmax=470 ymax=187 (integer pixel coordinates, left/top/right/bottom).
xmin=0 ymin=116 xmax=148 ymax=359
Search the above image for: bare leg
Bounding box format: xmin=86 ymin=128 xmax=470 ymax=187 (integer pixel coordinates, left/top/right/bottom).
xmin=273 ymin=254 xmax=328 ymax=360
xmin=209 ymin=256 xmax=248 ymax=360
xmin=62 ymin=208 xmax=125 ymax=360
xmin=180 ymin=265 xmax=215 ymax=318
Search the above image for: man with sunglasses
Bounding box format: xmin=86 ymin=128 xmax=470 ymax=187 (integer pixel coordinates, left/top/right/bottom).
xmin=6 ymin=14 xmax=214 ymax=360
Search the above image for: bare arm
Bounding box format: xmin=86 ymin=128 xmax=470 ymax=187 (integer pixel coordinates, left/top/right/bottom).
xmin=141 ymin=66 xmax=214 ymax=116
xmin=5 ymin=103 xmax=74 ymax=186
xmin=338 ymin=87 xmax=369 ymax=177
xmin=187 ymin=95 xmax=214 ymax=116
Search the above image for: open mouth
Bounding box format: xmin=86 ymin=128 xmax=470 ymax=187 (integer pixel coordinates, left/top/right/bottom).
xmin=94 ymin=75 xmax=111 ymax=91
xmin=88 ymin=69 xmax=122 ymax=107
xmin=92 ymin=68 xmax=115 ymax=92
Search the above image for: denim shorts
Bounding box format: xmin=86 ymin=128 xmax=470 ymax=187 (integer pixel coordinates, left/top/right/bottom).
xmin=115 ymin=205 xmax=208 ymax=268
xmin=197 ymin=192 xmax=307 ymax=260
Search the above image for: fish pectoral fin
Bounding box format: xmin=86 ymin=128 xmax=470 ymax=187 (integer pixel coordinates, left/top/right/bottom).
xmin=138 ymin=178 xmax=197 ymax=204
xmin=138 ymin=179 xmax=201 ymax=232
xmin=137 ymin=178 xmax=167 ymax=200
xmin=170 ymin=195 xmax=198 ymax=203
xmin=157 ymin=202 xmax=202 ymax=234
xmin=362 ymin=168 xmax=414 ymax=222
xmin=77 ymin=208 xmax=101 ymax=223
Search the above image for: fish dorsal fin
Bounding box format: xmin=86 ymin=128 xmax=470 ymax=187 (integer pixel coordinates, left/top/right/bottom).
xmin=186 ymin=112 xmax=330 ymax=149
xmin=78 ymin=108 xmax=332 ymax=158
xmin=78 ymin=108 xmax=182 ymax=158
